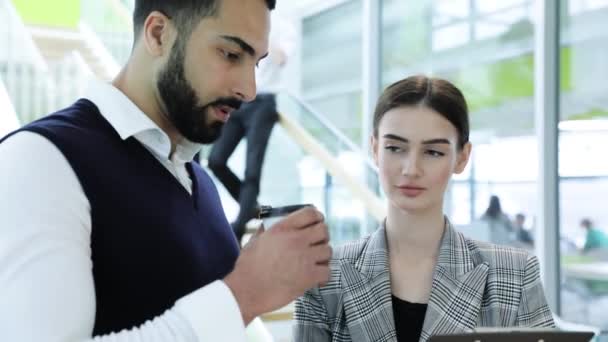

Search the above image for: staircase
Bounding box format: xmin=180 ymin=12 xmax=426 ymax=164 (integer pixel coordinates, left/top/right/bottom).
xmin=28 ymin=25 xmax=118 ymax=81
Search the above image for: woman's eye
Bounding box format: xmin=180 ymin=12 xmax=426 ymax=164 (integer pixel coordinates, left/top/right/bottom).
xmin=222 ymin=50 xmax=241 ymax=62
xmin=426 ymin=150 xmax=445 ymax=157
xmin=385 ymin=145 xmax=401 ymax=152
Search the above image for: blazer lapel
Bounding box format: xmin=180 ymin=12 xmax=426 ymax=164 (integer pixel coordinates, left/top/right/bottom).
xmin=420 ymin=220 xmax=489 ymax=341
xmin=341 ymin=227 xmax=398 ymax=342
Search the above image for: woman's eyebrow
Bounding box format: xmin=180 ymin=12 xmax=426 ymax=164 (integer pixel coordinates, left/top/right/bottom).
xmin=383 ymin=134 xmax=451 ymax=145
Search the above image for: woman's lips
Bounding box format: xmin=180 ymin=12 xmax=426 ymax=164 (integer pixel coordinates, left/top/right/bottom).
xmin=397 ymin=186 xmax=426 ymax=197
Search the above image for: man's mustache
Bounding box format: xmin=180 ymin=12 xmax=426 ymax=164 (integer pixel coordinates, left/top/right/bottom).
xmin=206 ymin=97 xmax=243 ymax=111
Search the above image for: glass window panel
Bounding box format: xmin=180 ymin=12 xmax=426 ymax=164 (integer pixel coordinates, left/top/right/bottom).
xmin=382 ymin=0 xmax=433 ymax=72
xmin=448 ymin=182 xmax=473 ymax=224
xmin=302 ymin=0 xmax=362 ymax=91
xmin=301 ymin=0 xmax=363 ymax=146
xmin=432 ymin=23 xmax=471 ymax=50
xmin=475 ymin=21 xmax=511 ymax=40
xmin=559 ymin=0 xmax=608 ymax=330
xmin=382 ymin=0 xmax=537 ymax=251
xmin=569 ymin=0 xmax=608 ymax=14
xmin=476 ymin=0 xmax=530 ymax=14
xmin=435 ymin=0 xmax=470 ymax=20
xmin=476 ymin=5 xmax=533 ymax=41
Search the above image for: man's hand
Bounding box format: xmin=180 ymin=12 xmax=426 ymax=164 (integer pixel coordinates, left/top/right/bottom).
xmin=223 ymin=207 xmax=331 ymax=325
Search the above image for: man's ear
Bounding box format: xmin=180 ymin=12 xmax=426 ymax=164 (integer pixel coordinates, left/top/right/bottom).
xmin=454 ymin=142 xmax=471 ymax=174
xmin=142 ymin=11 xmax=176 ymax=58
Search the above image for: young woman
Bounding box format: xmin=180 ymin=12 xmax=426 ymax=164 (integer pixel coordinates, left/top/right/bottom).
xmin=293 ymin=75 xmax=554 ymax=342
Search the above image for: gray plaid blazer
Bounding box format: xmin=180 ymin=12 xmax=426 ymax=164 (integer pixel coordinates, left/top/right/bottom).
xmin=294 ymin=220 xmax=555 ymax=342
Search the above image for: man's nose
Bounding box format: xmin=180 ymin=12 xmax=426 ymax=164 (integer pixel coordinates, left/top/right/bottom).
xmin=232 ymin=67 xmax=257 ymax=102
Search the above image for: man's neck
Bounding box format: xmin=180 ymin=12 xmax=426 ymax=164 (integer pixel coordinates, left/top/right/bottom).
xmin=112 ymin=66 xmax=181 ymax=156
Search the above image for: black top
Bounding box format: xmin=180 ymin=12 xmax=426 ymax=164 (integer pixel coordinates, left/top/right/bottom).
xmin=392 ymin=295 xmax=428 ymax=342
xmin=2 ymin=99 xmax=240 ymax=335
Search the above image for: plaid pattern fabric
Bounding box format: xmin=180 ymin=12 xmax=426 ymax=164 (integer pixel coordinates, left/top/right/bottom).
xmin=294 ymin=218 xmax=555 ymax=342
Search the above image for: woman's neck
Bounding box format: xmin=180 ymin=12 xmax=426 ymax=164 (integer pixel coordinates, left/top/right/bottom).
xmin=385 ymin=206 xmax=445 ymax=261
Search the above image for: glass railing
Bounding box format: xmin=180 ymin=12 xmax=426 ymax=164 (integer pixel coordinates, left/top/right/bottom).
xmin=276 ymin=93 xmax=384 ymax=240
xmin=1 ymin=0 xmax=94 ymax=125
xmin=278 ymin=92 xmax=378 ymax=177
xmin=80 ymin=0 xmax=133 ymax=66
xmin=0 ymin=78 xmax=19 ymax=136
xmin=206 ymin=119 xmax=380 ymax=247
xmin=201 ymin=93 xmax=384 ymax=246
xmin=1 ymin=0 xmax=51 ymax=125
xmin=1 ymin=55 xmax=94 ymax=126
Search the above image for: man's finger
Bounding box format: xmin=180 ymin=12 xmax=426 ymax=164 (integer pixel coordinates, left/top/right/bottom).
xmin=273 ymin=207 xmax=323 ymax=231
xmin=304 ymin=222 xmax=329 ymax=246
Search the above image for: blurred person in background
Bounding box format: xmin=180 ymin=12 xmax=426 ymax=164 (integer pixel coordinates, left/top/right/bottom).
xmin=208 ymin=13 xmax=296 ymax=245
xmin=0 ymin=1 xmax=331 ymax=341
xmin=481 ymin=195 xmax=514 ymax=245
xmin=513 ymin=213 xmax=534 ymax=246
xmin=581 ymin=218 xmax=608 ymax=253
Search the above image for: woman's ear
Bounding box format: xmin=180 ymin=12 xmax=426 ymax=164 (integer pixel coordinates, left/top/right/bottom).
xmin=371 ymin=135 xmax=379 ymax=167
xmin=454 ymin=142 xmax=472 ymax=174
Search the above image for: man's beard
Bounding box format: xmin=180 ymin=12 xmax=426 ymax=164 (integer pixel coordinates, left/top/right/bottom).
xmin=157 ymin=39 xmax=242 ymax=144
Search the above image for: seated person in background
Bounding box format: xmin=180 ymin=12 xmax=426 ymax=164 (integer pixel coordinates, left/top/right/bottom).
xmin=514 ymin=213 xmax=534 ymax=246
xmin=293 ymin=75 xmax=554 ymax=342
xmin=480 ymin=195 xmax=514 ymax=245
xmin=581 ymin=218 xmax=608 ymax=253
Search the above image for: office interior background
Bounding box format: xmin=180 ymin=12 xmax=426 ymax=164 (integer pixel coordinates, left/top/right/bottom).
xmin=1 ymin=0 xmax=608 ymax=340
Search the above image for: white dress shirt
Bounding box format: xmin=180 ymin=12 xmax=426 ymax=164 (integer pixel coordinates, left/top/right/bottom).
xmin=0 ymin=81 xmax=246 ymax=342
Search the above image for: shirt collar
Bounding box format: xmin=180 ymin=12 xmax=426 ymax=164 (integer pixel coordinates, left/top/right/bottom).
xmin=83 ymin=80 xmax=202 ymax=161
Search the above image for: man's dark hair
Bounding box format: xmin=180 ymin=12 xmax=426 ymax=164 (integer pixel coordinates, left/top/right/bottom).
xmin=581 ymin=218 xmax=593 ymax=229
xmin=133 ymin=0 xmax=276 ymax=39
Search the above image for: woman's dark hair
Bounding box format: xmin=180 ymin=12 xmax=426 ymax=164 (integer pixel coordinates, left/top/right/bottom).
xmin=372 ymin=75 xmax=469 ymax=150
xmin=133 ymin=0 xmax=276 ymax=39
xmin=484 ymin=195 xmax=503 ymax=219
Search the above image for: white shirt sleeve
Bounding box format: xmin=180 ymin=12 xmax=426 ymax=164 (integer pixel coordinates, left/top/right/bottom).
xmin=0 ymin=132 xmax=246 ymax=342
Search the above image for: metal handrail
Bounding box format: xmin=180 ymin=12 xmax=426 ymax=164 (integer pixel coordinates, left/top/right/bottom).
xmin=283 ymin=91 xmax=378 ymax=173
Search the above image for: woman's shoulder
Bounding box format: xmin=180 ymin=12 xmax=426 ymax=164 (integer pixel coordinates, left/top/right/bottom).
xmin=318 ymin=233 xmax=379 ymax=287
xmin=332 ymin=234 xmax=373 ymax=261
xmin=461 ymin=232 xmax=536 ymax=270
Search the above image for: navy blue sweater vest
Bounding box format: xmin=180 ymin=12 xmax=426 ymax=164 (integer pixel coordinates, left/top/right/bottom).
xmin=1 ymin=99 xmax=240 ymax=335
